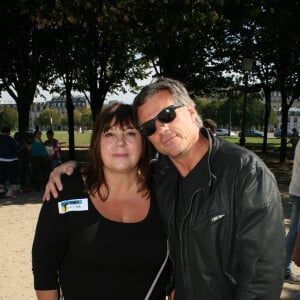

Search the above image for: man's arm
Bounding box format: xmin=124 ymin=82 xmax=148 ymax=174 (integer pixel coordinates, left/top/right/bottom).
xmin=43 ymin=161 xmax=77 ymax=201
xmin=235 ymin=159 xmax=285 ymax=300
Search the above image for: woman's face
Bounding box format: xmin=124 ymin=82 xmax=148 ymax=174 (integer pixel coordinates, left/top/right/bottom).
xmin=100 ymin=123 xmax=143 ymax=174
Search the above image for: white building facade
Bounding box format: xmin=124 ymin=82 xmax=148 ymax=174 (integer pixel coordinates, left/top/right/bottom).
xmin=271 ymin=91 xmax=300 ymax=131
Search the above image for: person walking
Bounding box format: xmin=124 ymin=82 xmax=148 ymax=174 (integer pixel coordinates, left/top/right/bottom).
xmin=33 ymin=104 xmax=172 ymax=300
xmin=289 ymin=128 xmax=299 ymax=159
xmin=44 ymin=78 xmax=285 ymax=300
xmin=285 ymin=140 xmax=300 ymax=284
xmin=0 ymin=126 xmax=20 ymax=199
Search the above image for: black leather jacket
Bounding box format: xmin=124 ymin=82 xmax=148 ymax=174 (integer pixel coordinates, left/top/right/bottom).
xmin=152 ymin=129 xmax=285 ymax=300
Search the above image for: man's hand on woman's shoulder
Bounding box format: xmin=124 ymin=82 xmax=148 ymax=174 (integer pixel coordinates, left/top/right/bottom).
xmin=43 ymin=161 xmax=77 ymax=201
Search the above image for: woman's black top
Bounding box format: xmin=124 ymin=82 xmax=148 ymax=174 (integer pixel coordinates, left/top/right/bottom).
xmin=32 ymin=171 xmax=169 ymax=300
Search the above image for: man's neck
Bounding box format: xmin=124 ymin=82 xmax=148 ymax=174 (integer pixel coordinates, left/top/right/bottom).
xmin=169 ymin=133 xmax=209 ymax=177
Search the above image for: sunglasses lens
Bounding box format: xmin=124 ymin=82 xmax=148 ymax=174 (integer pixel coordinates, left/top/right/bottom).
xmin=140 ymin=121 xmax=156 ymax=137
xmin=157 ymin=107 xmax=176 ymax=123
xmin=139 ymin=104 xmax=182 ymax=137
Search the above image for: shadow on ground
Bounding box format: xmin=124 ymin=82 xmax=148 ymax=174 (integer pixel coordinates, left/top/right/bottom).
xmin=0 ymin=192 xmax=42 ymax=206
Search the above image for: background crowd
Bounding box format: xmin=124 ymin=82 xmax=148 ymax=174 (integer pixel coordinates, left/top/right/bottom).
xmin=0 ymin=126 xmax=61 ymax=199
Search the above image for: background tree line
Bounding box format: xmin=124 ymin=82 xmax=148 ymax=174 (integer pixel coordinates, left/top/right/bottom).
xmin=0 ymin=106 xmax=93 ymax=131
xmin=196 ymin=95 xmax=276 ymax=130
xmin=0 ymin=0 xmax=299 ymax=161
xmin=1 ymin=96 xmax=272 ymax=132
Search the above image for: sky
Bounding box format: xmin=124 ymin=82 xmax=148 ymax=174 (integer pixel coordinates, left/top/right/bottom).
xmin=0 ymin=78 xmax=153 ymax=105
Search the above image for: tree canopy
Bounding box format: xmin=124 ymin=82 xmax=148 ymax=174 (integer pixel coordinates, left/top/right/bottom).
xmin=1 ymin=0 xmax=300 ymax=162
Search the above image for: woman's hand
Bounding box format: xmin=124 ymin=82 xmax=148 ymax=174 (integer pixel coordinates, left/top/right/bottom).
xmin=166 ymin=290 xmax=175 ymax=300
xmin=43 ymin=161 xmax=77 ymax=201
xmin=36 ymin=289 xmax=59 ymax=300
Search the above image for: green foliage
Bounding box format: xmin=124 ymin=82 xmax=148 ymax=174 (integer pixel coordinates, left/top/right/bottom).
xmin=36 ymin=108 xmax=61 ymax=129
xmin=61 ymin=117 xmax=68 ymax=128
xmin=1 ymin=0 xmax=300 ymax=162
xmin=80 ymin=108 xmax=93 ymax=129
xmin=0 ymin=107 xmax=18 ymax=130
xmin=193 ymin=97 xmax=208 ymax=114
xmin=198 ymin=93 xmax=271 ymax=129
xmin=33 ymin=0 xmax=151 ymax=120
xmin=73 ymin=107 xmax=93 ymax=128
xmin=73 ymin=109 xmax=82 ymax=128
xmin=268 ymin=109 xmax=277 ymax=126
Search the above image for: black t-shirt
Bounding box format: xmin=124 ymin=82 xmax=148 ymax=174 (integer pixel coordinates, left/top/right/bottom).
xmin=175 ymin=151 xmax=209 ymax=299
xmin=32 ymin=171 xmax=169 ymax=300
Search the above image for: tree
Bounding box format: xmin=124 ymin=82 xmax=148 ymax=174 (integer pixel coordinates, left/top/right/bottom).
xmin=34 ymin=1 xmax=150 ymax=119
xmin=48 ymin=24 xmax=80 ymax=159
xmin=36 ymin=108 xmax=61 ymax=130
xmin=133 ymin=1 xmax=225 ymax=81
xmin=0 ymin=3 xmax=54 ymax=132
xmin=79 ymin=108 xmax=93 ymax=130
xmin=73 ymin=109 xmax=82 ymax=129
xmin=266 ymin=1 xmax=300 ymax=162
xmin=33 ymin=1 xmax=150 ymax=158
xmin=223 ymin=0 xmax=300 ymax=161
xmin=0 ymin=106 xmax=18 ymax=130
xmin=198 ymin=93 xmax=268 ymax=131
xmin=73 ymin=107 xmax=93 ymax=129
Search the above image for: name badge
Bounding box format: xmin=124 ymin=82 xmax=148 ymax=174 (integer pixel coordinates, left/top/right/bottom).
xmin=58 ymin=198 xmax=89 ymax=214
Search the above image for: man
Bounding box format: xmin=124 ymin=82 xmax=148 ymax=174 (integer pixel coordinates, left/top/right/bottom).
xmin=203 ymin=118 xmax=217 ymax=135
xmin=285 ymin=140 xmax=300 ymax=284
xmin=44 ymin=77 xmax=285 ymax=299
xmin=0 ymin=126 xmax=20 ymax=199
xmin=289 ymin=128 xmax=299 ymax=159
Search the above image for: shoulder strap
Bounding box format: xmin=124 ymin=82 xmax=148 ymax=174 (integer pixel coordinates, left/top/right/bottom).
xmin=144 ymin=242 xmax=169 ymax=300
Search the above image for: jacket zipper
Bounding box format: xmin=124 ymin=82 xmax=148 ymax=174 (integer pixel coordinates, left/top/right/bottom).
xmin=178 ymin=188 xmax=202 ymax=286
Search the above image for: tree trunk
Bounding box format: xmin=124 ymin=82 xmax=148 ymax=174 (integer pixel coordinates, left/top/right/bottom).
xmin=65 ymin=85 xmax=75 ymax=160
xmin=15 ymin=86 xmax=36 ymax=133
xmin=16 ymin=101 xmax=31 ymax=133
xmin=262 ymin=89 xmax=271 ymax=153
xmin=89 ymin=83 xmax=105 ymax=122
xmin=279 ymin=91 xmax=289 ymax=163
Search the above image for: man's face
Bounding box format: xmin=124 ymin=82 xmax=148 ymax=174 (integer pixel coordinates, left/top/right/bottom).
xmin=137 ymin=90 xmax=198 ymax=158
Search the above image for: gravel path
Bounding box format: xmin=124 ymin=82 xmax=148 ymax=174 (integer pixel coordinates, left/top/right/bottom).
xmin=0 ymin=153 xmax=299 ymax=300
xmin=0 ymin=193 xmax=42 ymax=300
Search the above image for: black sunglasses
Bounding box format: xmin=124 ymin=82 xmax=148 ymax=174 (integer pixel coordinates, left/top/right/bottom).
xmin=139 ymin=103 xmax=184 ymax=137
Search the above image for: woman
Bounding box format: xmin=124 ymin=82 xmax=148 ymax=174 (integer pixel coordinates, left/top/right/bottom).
xmin=44 ymin=129 xmax=62 ymax=170
xmin=31 ymin=130 xmax=50 ymax=192
xmin=32 ymin=103 xmax=171 ymax=300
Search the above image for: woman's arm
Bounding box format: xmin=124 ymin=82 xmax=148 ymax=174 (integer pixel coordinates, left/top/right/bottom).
xmin=36 ymin=290 xmax=59 ymax=300
xmin=32 ymin=199 xmax=68 ymax=295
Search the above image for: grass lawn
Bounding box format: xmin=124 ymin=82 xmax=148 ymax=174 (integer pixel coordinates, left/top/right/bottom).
xmin=51 ymin=130 xmax=291 ymax=152
xmin=46 ymin=130 xmax=291 ymax=166
xmin=49 ymin=130 xmax=92 ymax=148
xmin=212 ymin=135 xmax=292 ymax=151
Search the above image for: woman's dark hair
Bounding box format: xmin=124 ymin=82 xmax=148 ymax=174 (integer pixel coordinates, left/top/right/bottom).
xmin=82 ymin=103 xmax=152 ymax=200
